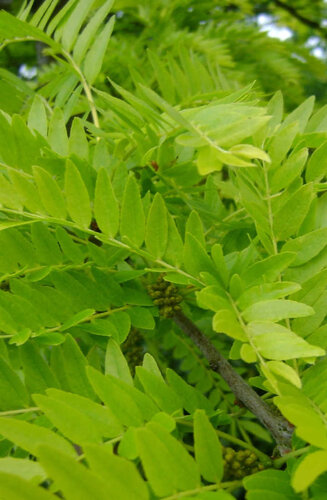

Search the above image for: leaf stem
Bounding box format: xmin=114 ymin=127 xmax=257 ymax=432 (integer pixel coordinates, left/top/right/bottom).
xmin=0 ymin=407 xmax=39 ymax=416
xmin=62 ymin=50 xmax=100 ymax=130
xmin=273 ymin=446 xmax=310 ymax=468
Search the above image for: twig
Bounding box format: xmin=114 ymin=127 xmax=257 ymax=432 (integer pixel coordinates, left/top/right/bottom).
xmin=272 ymin=0 xmax=327 ymax=36
xmin=173 ymin=311 xmax=294 ymax=454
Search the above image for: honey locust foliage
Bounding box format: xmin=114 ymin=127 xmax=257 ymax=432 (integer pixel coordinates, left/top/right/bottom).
xmin=0 ymin=0 xmax=327 ymax=499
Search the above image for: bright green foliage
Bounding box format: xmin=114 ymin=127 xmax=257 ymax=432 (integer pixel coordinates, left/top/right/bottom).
xmin=194 ymin=409 xmax=223 ymax=483
xmin=0 ymin=0 xmax=326 ymax=498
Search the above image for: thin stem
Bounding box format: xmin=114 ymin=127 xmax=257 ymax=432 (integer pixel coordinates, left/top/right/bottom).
xmin=0 ymin=407 xmax=39 ymax=416
xmin=273 ymin=446 xmax=310 ymax=468
xmin=0 ymin=207 xmax=204 ymax=286
xmin=43 ymin=305 xmax=130 ymax=334
xmin=62 ymin=50 xmax=100 ymax=130
xmin=0 ymin=261 xmax=92 ymax=284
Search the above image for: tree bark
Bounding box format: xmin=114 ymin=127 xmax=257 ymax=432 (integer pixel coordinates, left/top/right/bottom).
xmin=173 ymin=311 xmax=294 ymax=454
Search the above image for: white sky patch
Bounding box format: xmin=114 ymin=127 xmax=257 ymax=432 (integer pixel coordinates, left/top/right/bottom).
xmin=306 ymin=36 xmax=320 ymax=48
xmin=257 ymin=13 xmax=293 ymax=41
xmin=312 ymin=46 xmax=325 ymax=59
xmin=18 ymin=64 xmax=37 ymax=79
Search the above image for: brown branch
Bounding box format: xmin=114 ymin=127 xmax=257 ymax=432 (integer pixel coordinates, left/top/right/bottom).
xmin=173 ymin=311 xmax=294 ymax=454
xmin=272 ymin=0 xmax=326 ymax=36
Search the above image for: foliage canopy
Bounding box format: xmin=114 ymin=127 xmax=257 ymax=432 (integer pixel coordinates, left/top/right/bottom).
xmin=0 ymin=0 xmax=327 ymax=498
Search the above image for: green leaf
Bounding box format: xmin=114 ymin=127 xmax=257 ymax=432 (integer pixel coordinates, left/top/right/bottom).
xmin=0 ymin=457 xmax=45 ymax=483
xmin=87 ymin=366 xmax=144 ymax=426
xmin=274 ymin=184 xmax=314 ymax=240
xmin=0 ymin=472 xmax=54 ymax=500
xmin=0 ymin=417 xmax=75 ymax=458
xmin=164 ymin=213 xmax=184 ymax=267
xmin=32 ymin=166 xmax=66 ymax=219
xmin=197 ymin=146 xmax=223 ymax=175
xmin=213 ymin=309 xmax=247 ymax=341
xmin=48 ymin=108 xmax=68 ymax=157
xmin=142 ymin=353 xmax=164 ymax=380
xmin=271 ymin=148 xmax=308 ymax=192
xmin=282 ymin=228 xmax=327 ymax=266
xmin=127 ymin=307 xmax=155 ymax=329
xmin=183 ymin=232 xmax=216 ymax=277
xmin=166 ymin=368 xmax=213 ymax=414
xmin=242 ymin=252 xmax=296 ymax=286
xmin=120 ymin=174 xmax=145 ymax=247
xmin=240 ymin=343 xmax=257 ymax=363
xmin=237 ymin=282 xmax=301 ymax=310
xmin=268 ymin=122 xmax=298 ymax=165
xmin=61 ymin=0 xmax=96 ymax=53
xmin=65 ymin=159 xmax=92 ymax=228
xmin=0 ymin=356 xmax=29 ymax=410
xmin=61 ymin=309 xmax=95 ymax=331
xmin=242 ymin=300 xmax=314 ymax=322
xmin=85 ymin=444 xmax=149 ymax=500
xmin=137 ymin=422 xmax=200 ymax=496
xmin=73 ymin=0 xmax=114 ymax=63
xmin=20 ymin=341 xmax=60 ymax=394
xmin=47 ymin=388 xmax=123 ymax=438
xmin=306 ymin=140 xmax=327 ymax=182
xmin=9 ymin=170 xmax=43 ymax=214
xmin=69 ymin=117 xmax=89 ymax=160
xmin=280 ymin=95 xmax=315 ymax=133
xmin=55 ymin=226 xmax=84 ymax=263
xmin=94 ymin=168 xmax=119 ymax=237
xmin=136 ymin=366 xmax=182 ymax=414
xmin=28 ymin=95 xmax=47 ymax=137
xmin=145 ymin=193 xmax=168 ymax=258
xmin=105 ymin=338 xmax=133 ymax=385
xmin=9 ymin=328 xmax=31 ymax=346
xmin=31 ymin=222 xmax=62 ymax=265
xmin=266 ymin=361 xmax=301 ymax=388
xmin=211 ymin=244 xmax=229 ymax=286
xmin=196 ymin=286 xmax=230 ymax=312
xmin=0 ymin=10 xmax=55 ymax=45
xmin=241 ymin=420 xmax=272 ymax=443
xmin=185 ymin=210 xmax=206 ymax=248
xmin=275 ymin=393 xmax=327 ymax=448
xmin=247 ymin=322 xmax=325 ymax=360
xmin=38 ymin=445 xmax=110 ymax=500
xmin=244 ymin=469 xmax=300 ymax=500
xmin=60 ymin=334 xmax=96 ymax=399
xmin=83 ymin=15 xmax=115 ymax=84
xmin=135 ymin=427 xmax=176 ymax=497
xmin=194 ymin=409 xmax=223 ymax=482
xmin=33 ymin=393 xmax=103 ymax=444
xmin=230 ymin=144 xmax=270 ymax=162
xmin=0 ymin=173 xmax=22 ymax=210
xmin=292 ymin=450 xmax=327 ymax=492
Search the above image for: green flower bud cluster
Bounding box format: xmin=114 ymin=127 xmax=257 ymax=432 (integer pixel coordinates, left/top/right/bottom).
xmin=147 ymin=275 xmax=183 ymax=318
xmin=222 ymin=447 xmax=264 ymax=480
xmin=122 ymin=328 xmax=144 ymax=375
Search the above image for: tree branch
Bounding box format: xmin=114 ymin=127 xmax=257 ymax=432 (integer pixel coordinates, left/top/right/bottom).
xmin=272 ymin=0 xmax=327 ymax=36
xmin=173 ymin=311 xmax=293 ymax=454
